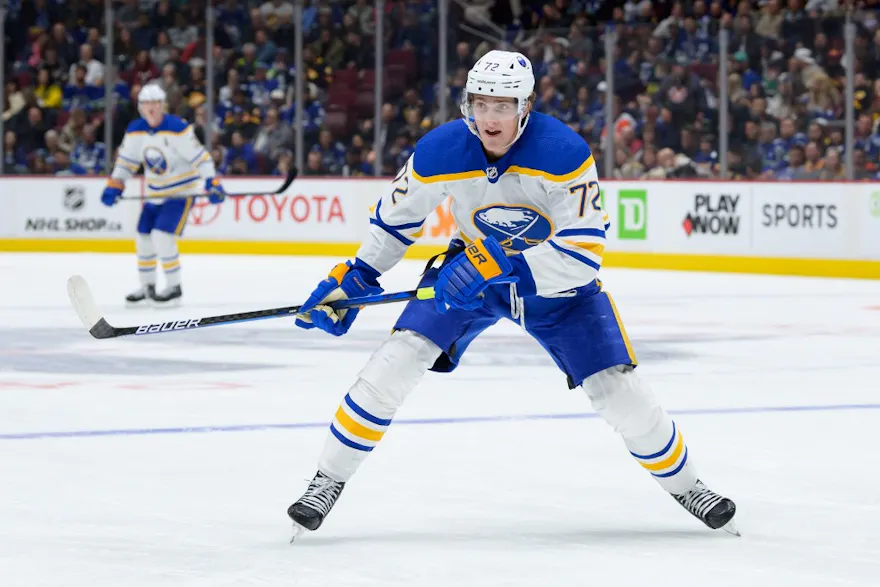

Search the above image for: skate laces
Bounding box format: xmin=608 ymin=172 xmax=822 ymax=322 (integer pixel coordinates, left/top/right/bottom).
xmin=676 ymin=481 xmax=724 ymax=520
xmin=298 ymin=473 xmax=343 ymax=516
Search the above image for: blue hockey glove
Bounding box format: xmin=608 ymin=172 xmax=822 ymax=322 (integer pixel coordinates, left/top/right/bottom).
xmin=295 ymin=258 xmax=383 ymax=336
xmin=205 ymin=178 xmax=225 ymax=204
xmin=101 ymin=178 xmax=124 ymax=207
xmin=434 ymin=237 xmax=514 ymax=313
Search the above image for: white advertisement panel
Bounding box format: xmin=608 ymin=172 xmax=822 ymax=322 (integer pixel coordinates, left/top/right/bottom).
xmin=183 ymin=178 xmax=381 ymax=242
xmin=751 ymin=182 xmax=849 ymax=258
xmin=4 ymin=177 xmax=140 ymax=238
xmin=859 ymin=187 xmax=880 ymax=260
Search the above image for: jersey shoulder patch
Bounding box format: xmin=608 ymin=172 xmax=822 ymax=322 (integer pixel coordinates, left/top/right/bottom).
xmin=509 ymin=112 xmax=594 ymax=182
xmin=412 ymin=120 xmax=484 ymax=183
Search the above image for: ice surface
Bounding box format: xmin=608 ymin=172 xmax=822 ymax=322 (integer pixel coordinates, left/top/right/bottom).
xmin=1 ymin=253 xmax=879 ymax=586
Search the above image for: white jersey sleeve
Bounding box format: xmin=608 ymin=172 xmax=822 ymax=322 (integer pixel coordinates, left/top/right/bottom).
xmin=515 ymin=160 xmax=609 ymax=295
xmin=173 ymin=125 xmax=217 ymax=179
xmin=110 ymin=130 xmax=142 ymax=181
xmin=355 ymin=154 xmax=447 ymax=274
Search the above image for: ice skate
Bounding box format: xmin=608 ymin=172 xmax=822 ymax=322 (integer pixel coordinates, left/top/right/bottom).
xmin=125 ymin=284 xmax=156 ymax=307
xmin=673 ymin=479 xmax=740 ymax=536
xmin=151 ymin=285 xmax=182 ymax=307
xmin=287 ymin=471 xmax=345 ymax=541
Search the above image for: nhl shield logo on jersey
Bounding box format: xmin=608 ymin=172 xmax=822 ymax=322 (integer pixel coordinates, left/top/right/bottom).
xmin=472 ymin=204 xmax=553 ymax=252
xmin=143 ymin=147 xmax=168 ymax=175
xmin=486 ymin=166 xmax=498 ymax=179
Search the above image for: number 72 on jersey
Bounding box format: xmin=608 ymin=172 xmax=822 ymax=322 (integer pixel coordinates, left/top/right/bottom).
xmin=569 ymin=181 xmax=601 ymax=217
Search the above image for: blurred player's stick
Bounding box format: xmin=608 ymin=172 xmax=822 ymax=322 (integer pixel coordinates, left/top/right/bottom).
xmin=66 ymin=274 xmax=436 ymax=340
xmin=118 ymin=167 xmax=299 ymax=202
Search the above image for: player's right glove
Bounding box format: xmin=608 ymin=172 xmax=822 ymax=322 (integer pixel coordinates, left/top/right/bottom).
xmin=295 ymin=259 xmax=383 ymax=336
xmin=100 ymin=178 xmax=124 ymax=207
xmin=204 ymin=177 xmax=226 ymax=204
xmin=433 ymin=236 xmax=515 ymax=313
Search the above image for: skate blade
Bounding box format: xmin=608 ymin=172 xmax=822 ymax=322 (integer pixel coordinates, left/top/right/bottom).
xmin=721 ymin=520 xmax=741 ymax=537
xmin=125 ymin=300 xmax=149 ymax=309
xmin=289 ymin=521 xmax=309 ymax=543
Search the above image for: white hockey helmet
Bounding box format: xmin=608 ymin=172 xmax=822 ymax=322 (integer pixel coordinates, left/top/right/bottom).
xmin=460 ymin=50 xmax=535 ymax=147
xmin=138 ymin=83 xmax=167 ymax=104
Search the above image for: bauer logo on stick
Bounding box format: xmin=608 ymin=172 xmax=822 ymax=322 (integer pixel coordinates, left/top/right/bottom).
xmin=135 ymin=319 xmax=202 ymax=335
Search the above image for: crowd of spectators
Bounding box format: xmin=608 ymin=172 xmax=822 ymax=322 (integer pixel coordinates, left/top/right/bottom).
xmin=3 ymin=0 xmax=880 ymax=180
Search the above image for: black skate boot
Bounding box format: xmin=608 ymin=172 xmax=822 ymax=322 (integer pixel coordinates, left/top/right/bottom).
xmin=125 ymin=285 xmax=156 ymax=306
xmin=673 ymin=479 xmax=739 ymax=536
xmin=288 ymin=471 xmax=345 ymax=540
xmin=151 ymin=285 xmax=182 ymax=306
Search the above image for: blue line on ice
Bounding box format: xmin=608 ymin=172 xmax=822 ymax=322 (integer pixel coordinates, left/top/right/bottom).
xmin=2 ymin=403 xmax=880 ymax=441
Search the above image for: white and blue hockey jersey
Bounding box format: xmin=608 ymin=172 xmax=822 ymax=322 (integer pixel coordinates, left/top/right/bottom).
xmin=110 ymin=115 xmax=216 ymax=199
xmin=356 ymin=112 xmax=610 ymax=296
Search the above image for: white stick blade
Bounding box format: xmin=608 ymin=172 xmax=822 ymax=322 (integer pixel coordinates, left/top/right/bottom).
xmin=67 ymin=275 xmax=103 ymax=330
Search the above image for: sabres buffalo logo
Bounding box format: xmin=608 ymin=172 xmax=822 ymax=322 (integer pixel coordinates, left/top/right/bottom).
xmin=143 ymin=147 xmax=168 ymax=175
xmin=472 ymin=204 xmax=553 ymax=252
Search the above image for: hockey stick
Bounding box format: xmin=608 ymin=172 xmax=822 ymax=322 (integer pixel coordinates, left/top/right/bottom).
xmin=66 ymin=274 xmax=435 ymax=340
xmin=118 ymin=167 xmax=299 ymax=202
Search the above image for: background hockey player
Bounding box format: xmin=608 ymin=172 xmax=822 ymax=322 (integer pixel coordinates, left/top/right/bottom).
xmin=288 ymin=51 xmax=737 ymax=539
xmin=100 ymin=83 xmax=225 ymax=306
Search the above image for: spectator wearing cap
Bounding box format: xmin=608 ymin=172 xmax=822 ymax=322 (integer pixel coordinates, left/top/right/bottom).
xmin=254 ymin=107 xmax=294 ymax=165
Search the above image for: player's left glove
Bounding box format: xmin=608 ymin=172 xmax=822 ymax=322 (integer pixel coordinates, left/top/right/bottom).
xmin=433 ymin=236 xmax=515 ymax=313
xmin=100 ymin=179 xmax=124 ymax=207
xmin=295 ymin=259 xmax=383 ymax=336
xmin=204 ymin=178 xmax=225 ymax=204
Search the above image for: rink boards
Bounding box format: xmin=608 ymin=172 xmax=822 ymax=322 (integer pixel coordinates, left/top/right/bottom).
xmin=0 ymin=176 xmax=879 ymax=279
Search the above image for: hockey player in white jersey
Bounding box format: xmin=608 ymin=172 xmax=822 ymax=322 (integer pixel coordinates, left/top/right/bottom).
xmin=100 ymin=83 xmax=225 ymax=306
xmin=288 ymin=51 xmax=738 ymax=538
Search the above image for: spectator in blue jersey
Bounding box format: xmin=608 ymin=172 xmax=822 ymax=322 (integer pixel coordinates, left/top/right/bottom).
xmin=692 ymin=135 xmax=718 ymax=170
xmin=758 ymin=122 xmax=785 ymax=173
xmin=311 ymin=128 xmax=347 ymax=175
xmin=3 ymin=131 xmax=29 ymax=174
xmin=248 ymin=62 xmax=279 ymax=108
xmin=223 ymin=130 xmax=258 ymax=175
xmin=63 ymin=64 xmax=102 ymax=111
xmin=854 ymin=114 xmax=880 ymax=158
xmin=71 ymin=124 xmax=106 ymax=175
xmin=303 ymin=87 xmax=326 ymax=138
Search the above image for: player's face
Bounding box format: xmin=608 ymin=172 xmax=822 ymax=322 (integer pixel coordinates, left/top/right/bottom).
xmin=471 ymin=96 xmax=522 ymax=155
xmin=139 ymin=100 xmax=164 ymax=127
